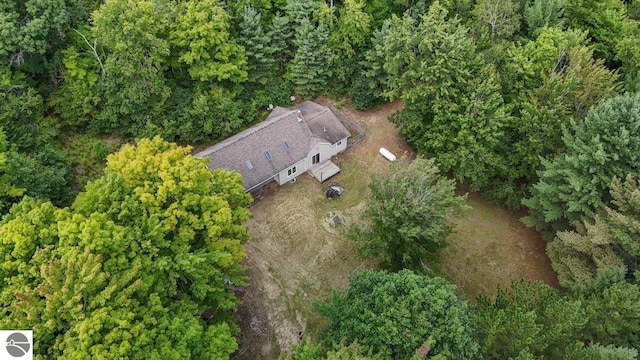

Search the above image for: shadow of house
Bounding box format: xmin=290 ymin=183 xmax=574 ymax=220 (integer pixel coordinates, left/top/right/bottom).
xmin=195 ymin=101 xmax=351 ymax=192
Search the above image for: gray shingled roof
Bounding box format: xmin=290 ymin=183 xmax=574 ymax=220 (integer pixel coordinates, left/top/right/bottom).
xmin=195 ymin=102 xmax=350 ymax=190
xmin=294 ymin=101 xmax=351 ymax=144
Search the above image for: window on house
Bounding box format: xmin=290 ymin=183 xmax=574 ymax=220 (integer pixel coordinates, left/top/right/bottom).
xmin=336 ymin=141 xmax=342 ymax=146
xmin=265 ymin=150 xmax=272 ymax=160
xmin=288 ymin=166 xmax=297 ymax=176
xmin=245 ymin=160 xmax=254 ymax=170
xmin=283 ymin=140 xmax=291 ymax=150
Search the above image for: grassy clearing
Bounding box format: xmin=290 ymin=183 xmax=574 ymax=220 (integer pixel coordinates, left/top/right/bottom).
xmin=233 ymin=99 xmax=558 ymax=359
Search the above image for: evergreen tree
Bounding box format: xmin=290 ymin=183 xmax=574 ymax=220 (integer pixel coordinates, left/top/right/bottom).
xmin=237 ymin=6 xmax=277 ymax=86
xmin=270 ymin=12 xmax=295 ymax=76
xmin=522 ymin=92 xmax=640 ymax=237
xmin=384 ymin=2 xmax=511 ymax=191
xmin=548 ymin=174 xmax=640 ymax=286
xmin=523 ymin=0 xmax=565 ymax=38
xmin=476 ymin=271 xmax=640 ymax=359
xmin=285 ymin=18 xmax=330 ymax=98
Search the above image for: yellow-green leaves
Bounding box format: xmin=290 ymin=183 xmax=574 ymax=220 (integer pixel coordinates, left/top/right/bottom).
xmin=0 ymin=137 xmax=251 ymax=359
xmin=171 ymin=0 xmax=247 ymax=83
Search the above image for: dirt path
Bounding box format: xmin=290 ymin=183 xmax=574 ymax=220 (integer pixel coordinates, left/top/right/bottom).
xmin=232 ymin=99 xmax=558 ymax=359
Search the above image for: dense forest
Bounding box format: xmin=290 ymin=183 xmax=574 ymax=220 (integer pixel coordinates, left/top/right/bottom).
xmin=1 ymin=0 xmax=639 ymax=358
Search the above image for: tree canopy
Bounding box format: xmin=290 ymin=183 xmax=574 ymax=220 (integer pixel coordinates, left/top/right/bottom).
xmin=349 ymin=157 xmax=468 ymax=271
xmin=314 ymin=270 xmax=480 ymax=359
xmin=522 ymin=92 xmax=640 ymax=236
xmin=0 ymin=137 xmax=252 ymax=359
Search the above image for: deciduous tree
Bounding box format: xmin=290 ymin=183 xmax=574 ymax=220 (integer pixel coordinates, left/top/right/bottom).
xmin=350 ymin=157 xmax=468 ymax=271
xmin=0 ymin=138 xmax=252 ymax=359
xmin=315 ymin=270 xmax=480 ymax=359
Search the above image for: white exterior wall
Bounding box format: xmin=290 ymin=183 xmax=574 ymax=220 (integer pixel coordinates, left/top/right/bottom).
xmin=308 ymin=138 xmax=348 ymax=164
xmin=275 ymin=137 xmax=349 ymax=185
xmin=275 ymin=158 xmax=308 ymax=185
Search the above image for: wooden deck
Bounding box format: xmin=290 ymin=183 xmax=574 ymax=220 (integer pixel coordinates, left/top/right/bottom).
xmin=308 ymin=160 xmax=340 ymax=183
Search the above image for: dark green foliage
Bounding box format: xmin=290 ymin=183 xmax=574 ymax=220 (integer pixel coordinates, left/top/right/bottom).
xmin=0 ymin=68 xmax=58 ymax=151
xmin=315 ymin=270 xmax=480 ymax=359
xmin=348 ymin=22 xmax=390 ymax=110
xmin=476 ymin=270 xmax=640 ymax=359
xmin=384 ymin=3 xmax=511 ymax=192
xmin=522 ymin=92 xmax=640 ymax=237
xmin=564 ymin=0 xmax=628 ymax=62
xmin=569 ymin=266 xmax=640 ymax=347
xmin=363 ymin=0 xmax=405 ymax=28
xmin=237 ymin=6 xmax=277 ymax=86
xmin=285 ymin=18 xmax=330 ymax=98
xmin=241 ymin=79 xmax=294 ymax=114
xmin=7 ymin=145 xmax=74 ymax=206
xmin=476 ymin=280 xmax=586 ymax=359
xmin=350 ymin=157 xmax=469 ymax=271
xmin=89 ymin=0 xmax=171 ymax=137
xmin=493 ymin=28 xmax=620 ymax=207
xmin=0 ymin=129 xmax=24 ymax=212
xmin=155 ymin=86 xmax=249 ymax=144
xmin=270 ymin=12 xmax=295 ymax=75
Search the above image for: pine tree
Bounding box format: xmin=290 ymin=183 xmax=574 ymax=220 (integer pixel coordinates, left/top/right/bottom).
xmin=237 ymin=6 xmax=277 ymax=85
xmin=522 ymin=92 xmax=640 ymax=237
xmin=285 ymin=18 xmax=329 ymax=98
xmin=269 ymin=12 xmax=294 ymax=76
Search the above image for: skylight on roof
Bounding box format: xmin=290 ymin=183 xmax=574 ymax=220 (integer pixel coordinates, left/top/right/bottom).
xmin=245 ymin=160 xmax=254 ymax=170
xmin=283 ymin=141 xmax=291 ymax=150
xmin=265 ymin=150 xmax=272 ymax=160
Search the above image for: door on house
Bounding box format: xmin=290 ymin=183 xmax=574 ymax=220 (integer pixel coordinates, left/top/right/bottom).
xmin=312 ymin=153 xmax=320 ymax=165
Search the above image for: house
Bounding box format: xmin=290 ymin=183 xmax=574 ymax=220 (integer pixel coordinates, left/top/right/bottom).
xmin=195 ymin=101 xmax=351 ymax=192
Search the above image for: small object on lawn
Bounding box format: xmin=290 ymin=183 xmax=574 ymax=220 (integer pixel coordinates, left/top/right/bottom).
xmin=379 ymin=147 xmax=397 ymax=162
xmin=303 ymin=293 xmax=308 ymax=298
xmin=325 ymin=184 xmax=345 ymax=198
xmin=328 ymin=214 xmax=342 ymax=227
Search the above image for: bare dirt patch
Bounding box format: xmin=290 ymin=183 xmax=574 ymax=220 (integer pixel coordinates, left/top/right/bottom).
xmin=233 ymin=99 xmax=558 ymax=359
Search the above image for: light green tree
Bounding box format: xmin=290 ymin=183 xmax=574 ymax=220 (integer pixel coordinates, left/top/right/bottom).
xmin=0 ymin=138 xmax=252 ymax=359
xmin=171 ymin=0 xmax=247 ymax=83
